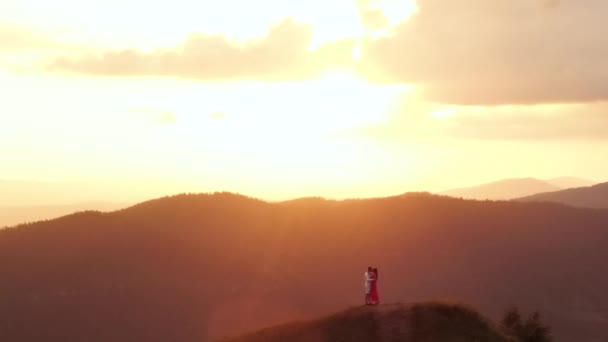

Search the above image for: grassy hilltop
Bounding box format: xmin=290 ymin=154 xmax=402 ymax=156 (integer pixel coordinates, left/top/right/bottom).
xmin=224 ymin=302 xmax=514 ymax=342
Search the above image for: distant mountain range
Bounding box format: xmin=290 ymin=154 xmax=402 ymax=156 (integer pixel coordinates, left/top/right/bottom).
xmin=441 ymin=177 xmax=596 ymax=200
xmin=0 ymin=192 xmax=606 ymax=341
xmin=546 ymin=177 xmax=596 ymax=189
xmin=0 ymin=178 xmax=206 ymax=207
xmin=0 ymin=202 xmax=128 ymax=228
xmin=0 ymin=179 xmax=94 ymax=206
xmin=0 ymin=178 xmax=196 ymax=227
xmin=517 ymin=182 xmax=608 ymax=209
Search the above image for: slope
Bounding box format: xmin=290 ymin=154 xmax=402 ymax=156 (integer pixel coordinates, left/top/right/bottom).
xmin=224 ymin=302 xmax=510 ymax=342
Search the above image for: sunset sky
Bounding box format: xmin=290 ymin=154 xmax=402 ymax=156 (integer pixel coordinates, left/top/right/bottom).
xmin=1 ymin=0 xmax=607 ymax=203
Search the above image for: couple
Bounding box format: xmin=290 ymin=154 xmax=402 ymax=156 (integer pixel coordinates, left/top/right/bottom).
xmin=364 ymin=266 xmax=380 ymax=305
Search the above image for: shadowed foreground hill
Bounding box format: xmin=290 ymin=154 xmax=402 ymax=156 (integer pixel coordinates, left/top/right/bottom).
xmin=517 ymin=182 xmax=608 ymax=209
xmin=224 ymin=302 xmax=510 ymax=342
xmin=1 ymin=193 xmax=607 ymax=341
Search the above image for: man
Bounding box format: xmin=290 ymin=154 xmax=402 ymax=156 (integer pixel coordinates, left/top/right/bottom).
xmin=364 ymin=266 xmax=374 ymax=305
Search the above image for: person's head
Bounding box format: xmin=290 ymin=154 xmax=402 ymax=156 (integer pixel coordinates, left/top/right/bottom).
xmin=373 ymin=268 xmax=378 ymax=274
xmin=368 ymin=266 xmax=372 ymax=272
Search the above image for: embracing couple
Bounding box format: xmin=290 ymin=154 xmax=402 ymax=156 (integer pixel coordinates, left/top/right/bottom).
xmin=364 ymin=266 xmax=380 ymax=305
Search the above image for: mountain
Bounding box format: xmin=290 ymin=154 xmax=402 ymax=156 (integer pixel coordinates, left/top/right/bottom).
xmin=517 ymin=182 xmax=608 ymax=209
xmin=0 ymin=202 xmax=127 ymax=228
xmin=223 ymin=302 xmax=510 ymax=342
xmin=441 ymin=178 xmax=561 ymax=200
xmin=0 ymin=179 xmax=99 ymax=206
xmin=546 ymin=177 xmax=596 ymax=189
xmin=1 ymin=192 xmax=607 ymax=341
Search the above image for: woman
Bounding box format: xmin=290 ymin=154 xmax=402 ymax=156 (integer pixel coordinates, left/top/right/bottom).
xmin=370 ymin=268 xmax=380 ymax=305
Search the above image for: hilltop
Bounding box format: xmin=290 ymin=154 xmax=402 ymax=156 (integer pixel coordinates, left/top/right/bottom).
xmin=0 ymin=192 xmax=607 ymax=341
xmin=224 ymin=302 xmax=511 ymax=342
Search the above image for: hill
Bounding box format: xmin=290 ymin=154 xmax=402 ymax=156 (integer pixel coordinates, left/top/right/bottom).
xmin=441 ymin=178 xmax=561 ymax=200
xmin=224 ymin=302 xmax=510 ymax=342
xmin=517 ymin=182 xmax=608 ymax=209
xmin=0 ymin=192 xmax=607 ymax=341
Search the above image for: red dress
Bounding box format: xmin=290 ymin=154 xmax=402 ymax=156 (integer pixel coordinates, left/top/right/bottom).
xmin=370 ymin=272 xmax=380 ymax=304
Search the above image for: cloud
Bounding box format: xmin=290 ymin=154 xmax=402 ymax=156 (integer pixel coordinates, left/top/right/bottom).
xmin=46 ymin=0 xmax=608 ymax=106
xmin=543 ymin=0 xmax=561 ymax=10
xmin=360 ymin=8 xmax=391 ymax=31
xmin=441 ymin=111 xmax=608 ymax=141
xmin=355 ymin=0 xmax=391 ymax=32
xmin=51 ymin=18 xmax=355 ymax=81
xmin=0 ymin=24 xmax=67 ymax=53
xmin=349 ymin=101 xmax=608 ymax=141
xmin=360 ymin=0 xmax=608 ymax=105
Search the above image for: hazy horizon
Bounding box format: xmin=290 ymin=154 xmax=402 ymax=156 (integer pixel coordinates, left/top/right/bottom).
xmin=0 ymin=175 xmax=601 ymax=206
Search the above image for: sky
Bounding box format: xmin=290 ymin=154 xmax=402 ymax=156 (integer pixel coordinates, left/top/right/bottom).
xmin=1 ymin=0 xmax=608 ymax=203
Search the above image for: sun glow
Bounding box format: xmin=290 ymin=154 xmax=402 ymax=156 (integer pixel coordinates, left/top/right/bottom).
xmin=181 ymin=70 xmax=408 ymax=139
xmin=352 ymin=43 xmax=362 ymax=61
xmin=0 ymin=0 xmax=424 ymax=199
xmin=431 ymin=106 xmax=457 ymax=119
xmin=293 ymin=71 xmax=404 ymax=131
xmin=358 ymin=0 xmax=418 ymax=37
xmin=377 ymin=0 xmax=418 ymax=27
xmin=305 ymin=0 xmax=418 ymax=47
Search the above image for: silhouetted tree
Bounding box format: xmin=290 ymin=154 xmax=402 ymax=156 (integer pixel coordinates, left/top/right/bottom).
xmin=501 ymin=307 xmax=551 ymax=342
xmin=502 ymin=307 xmax=524 ymax=333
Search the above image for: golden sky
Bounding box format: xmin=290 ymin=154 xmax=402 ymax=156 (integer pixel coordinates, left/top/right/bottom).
xmin=1 ymin=0 xmax=607 ymax=202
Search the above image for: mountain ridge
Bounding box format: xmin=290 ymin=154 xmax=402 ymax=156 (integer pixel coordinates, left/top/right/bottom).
xmin=1 ymin=192 xmax=607 ymax=341
xmin=546 ymin=177 xmax=596 ymax=189
xmin=441 ymin=178 xmax=562 ymax=200
xmin=516 ymin=181 xmax=608 ymax=209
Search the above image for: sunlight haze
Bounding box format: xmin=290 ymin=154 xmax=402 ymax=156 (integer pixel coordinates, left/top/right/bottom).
xmin=1 ymin=0 xmax=607 ymax=205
